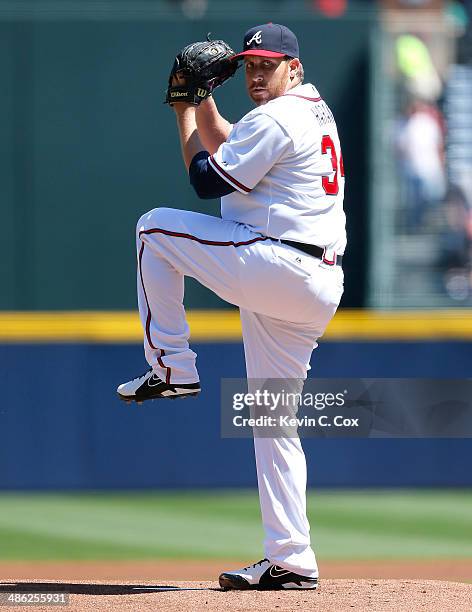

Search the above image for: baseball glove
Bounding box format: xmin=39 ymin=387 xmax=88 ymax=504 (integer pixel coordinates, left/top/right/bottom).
xmin=165 ymin=37 xmax=239 ymax=106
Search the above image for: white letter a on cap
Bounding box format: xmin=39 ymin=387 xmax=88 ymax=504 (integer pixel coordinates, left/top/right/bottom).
xmin=246 ymin=30 xmax=262 ymax=46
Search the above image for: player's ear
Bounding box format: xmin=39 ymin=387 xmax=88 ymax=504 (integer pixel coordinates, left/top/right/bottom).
xmin=288 ymin=58 xmax=300 ymax=81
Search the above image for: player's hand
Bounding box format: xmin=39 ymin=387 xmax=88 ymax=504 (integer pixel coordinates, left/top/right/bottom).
xmin=171 ymin=72 xmax=186 ymax=87
xmin=170 ymin=72 xmax=195 ymax=110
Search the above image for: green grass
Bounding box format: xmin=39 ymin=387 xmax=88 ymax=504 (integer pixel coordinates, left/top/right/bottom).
xmin=0 ymin=490 xmax=471 ymax=561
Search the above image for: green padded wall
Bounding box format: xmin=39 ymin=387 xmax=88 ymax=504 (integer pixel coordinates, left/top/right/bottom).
xmin=0 ymin=7 xmax=372 ymax=309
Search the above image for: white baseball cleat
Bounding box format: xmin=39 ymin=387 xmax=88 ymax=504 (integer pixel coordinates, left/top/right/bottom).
xmin=218 ymin=558 xmax=318 ymax=590
xmin=117 ymin=369 xmax=200 ymax=404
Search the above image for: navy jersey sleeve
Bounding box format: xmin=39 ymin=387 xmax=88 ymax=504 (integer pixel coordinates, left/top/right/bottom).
xmin=189 ymin=151 xmax=236 ymax=200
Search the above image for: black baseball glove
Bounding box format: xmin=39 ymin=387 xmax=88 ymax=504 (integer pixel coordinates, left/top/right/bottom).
xmin=165 ymin=38 xmax=239 ymax=106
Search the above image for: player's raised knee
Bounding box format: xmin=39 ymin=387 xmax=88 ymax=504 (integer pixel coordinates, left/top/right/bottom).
xmin=136 ymin=207 xmax=178 ymax=235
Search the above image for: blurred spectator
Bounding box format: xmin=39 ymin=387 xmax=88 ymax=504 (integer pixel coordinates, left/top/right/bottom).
xmin=455 ymin=0 xmax=472 ymax=63
xmin=437 ymin=184 xmax=472 ymax=300
xmin=396 ymin=34 xmax=443 ymax=101
xmin=167 ymin=0 xmax=208 ymax=19
xmin=381 ymin=0 xmax=444 ymax=9
xmin=314 ymin=0 xmax=348 ymax=17
xmin=395 ymin=99 xmax=446 ymax=231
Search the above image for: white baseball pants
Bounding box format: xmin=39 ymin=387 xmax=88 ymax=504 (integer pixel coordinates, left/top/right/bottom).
xmin=136 ymin=207 xmax=344 ymax=578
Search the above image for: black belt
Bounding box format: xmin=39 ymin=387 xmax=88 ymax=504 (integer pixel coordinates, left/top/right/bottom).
xmin=272 ymin=238 xmax=343 ymax=267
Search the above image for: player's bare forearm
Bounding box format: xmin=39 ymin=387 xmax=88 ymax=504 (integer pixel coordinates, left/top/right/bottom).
xmin=173 ymin=104 xmax=204 ymax=171
xmin=196 ymin=97 xmax=232 ymax=154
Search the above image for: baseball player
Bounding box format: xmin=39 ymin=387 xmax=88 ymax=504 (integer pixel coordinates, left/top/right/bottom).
xmin=117 ymin=23 xmax=346 ymax=590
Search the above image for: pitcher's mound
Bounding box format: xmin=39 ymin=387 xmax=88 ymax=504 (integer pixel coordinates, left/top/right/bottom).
xmin=1 ymin=579 xmax=471 ymax=611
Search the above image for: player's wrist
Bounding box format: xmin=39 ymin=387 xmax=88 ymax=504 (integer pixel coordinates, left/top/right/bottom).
xmin=197 ymin=96 xmax=213 ymax=108
xmin=172 ymin=102 xmax=196 ymax=114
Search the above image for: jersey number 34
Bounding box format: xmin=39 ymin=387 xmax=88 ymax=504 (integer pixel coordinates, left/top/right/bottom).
xmin=321 ymin=134 xmax=344 ymax=196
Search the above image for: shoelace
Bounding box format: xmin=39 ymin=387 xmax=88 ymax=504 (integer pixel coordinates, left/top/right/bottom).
xmin=130 ymin=368 xmax=152 ymax=383
xmin=243 ymin=558 xmax=269 ymax=571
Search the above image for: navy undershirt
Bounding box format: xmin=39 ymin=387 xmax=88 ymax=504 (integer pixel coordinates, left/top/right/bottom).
xmin=189 ymin=150 xmax=236 ymax=199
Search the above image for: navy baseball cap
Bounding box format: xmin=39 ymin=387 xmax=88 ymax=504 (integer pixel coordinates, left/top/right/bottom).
xmin=232 ymin=23 xmax=299 ymax=60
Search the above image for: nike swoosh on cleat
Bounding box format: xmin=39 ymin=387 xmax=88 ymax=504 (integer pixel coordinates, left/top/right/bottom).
xmin=269 ymin=566 xmax=292 ymax=578
xmin=147 ymin=375 xmax=162 ymax=387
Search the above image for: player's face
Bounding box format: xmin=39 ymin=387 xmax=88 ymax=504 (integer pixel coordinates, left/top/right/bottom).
xmin=244 ymin=56 xmax=291 ymax=105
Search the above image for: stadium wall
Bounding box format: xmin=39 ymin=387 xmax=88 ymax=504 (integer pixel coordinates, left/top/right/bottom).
xmin=1 ymin=310 xmax=471 ymax=490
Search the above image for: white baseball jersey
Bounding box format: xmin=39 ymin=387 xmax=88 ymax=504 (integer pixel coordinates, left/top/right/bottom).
xmin=208 ymin=83 xmax=347 ymax=254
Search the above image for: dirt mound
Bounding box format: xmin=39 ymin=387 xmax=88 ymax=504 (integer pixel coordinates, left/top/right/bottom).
xmin=1 ymin=579 xmax=471 ymax=612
